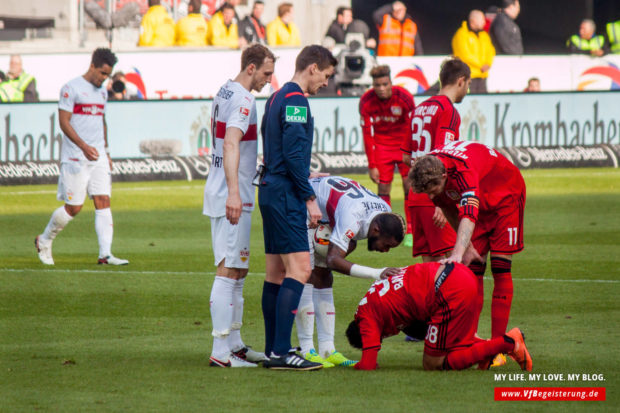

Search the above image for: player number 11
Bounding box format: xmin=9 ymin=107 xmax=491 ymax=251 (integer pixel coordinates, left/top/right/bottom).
xmin=507 ymin=227 xmax=518 ymax=246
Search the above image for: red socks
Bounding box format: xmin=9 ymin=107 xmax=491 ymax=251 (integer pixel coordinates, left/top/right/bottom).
xmin=491 ymin=257 xmax=513 ymax=338
xmin=444 ymin=336 xmax=514 ymax=370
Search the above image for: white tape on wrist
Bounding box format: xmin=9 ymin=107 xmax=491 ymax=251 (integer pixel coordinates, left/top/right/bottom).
xmin=349 ymin=264 xmax=385 ymax=280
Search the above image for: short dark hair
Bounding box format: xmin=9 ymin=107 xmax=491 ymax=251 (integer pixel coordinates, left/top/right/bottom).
xmin=375 ymin=212 xmax=406 ymax=243
xmin=439 ymin=57 xmax=470 ymax=88
xmin=148 ymin=0 xmax=161 ymax=7
xmin=221 ymin=3 xmax=234 ymax=12
xmin=370 ymin=65 xmax=391 ymax=79
xmin=294 ymin=45 xmax=337 ymax=73
xmin=409 ymin=155 xmax=446 ymax=194
xmin=241 ymin=43 xmax=276 ymax=70
xmin=91 ymin=48 xmax=118 ymax=68
xmin=346 ymin=320 xmax=363 ymax=349
xmin=337 ymin=6 xmax=352 ymax=16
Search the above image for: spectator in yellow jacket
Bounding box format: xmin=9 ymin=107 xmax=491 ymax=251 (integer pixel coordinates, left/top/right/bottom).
xmin=139 ymin=0 xmax=175 ymax=47
xmin=452 ymin=10 xmax=495 ymax=93
xmin=208 ymin=3 xmax=239 ymax=48
xmin=176 ymin=0 xmax=207 ymax=46
xmin=266 ymin=3 xmax=301 ymax=47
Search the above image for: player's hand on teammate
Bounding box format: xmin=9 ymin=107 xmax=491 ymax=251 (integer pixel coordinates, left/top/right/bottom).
xmin=379 ymin=267 xmax=401 ymax=280
xmin=432 ymin=207 xmax=447 ymax=228
xmin=368 ymin=167 xmax=380 ymax=184
xmin=306 ymin=198 xmax=322 ymax=228
xmin=226 ymin=193 xmax=243 ymax=225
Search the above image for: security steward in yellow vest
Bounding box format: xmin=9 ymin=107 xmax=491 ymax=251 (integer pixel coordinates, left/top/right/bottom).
xmin=5 ymin=55 xmax=39 ymax=102
xmin=373 ymin=1 xmax=423 ymax=56
xmin=567 ymin=19 xmax=608 ymax=57
xmin=175 ymin=0 xmax=207 ymax=46
xmin=606 ymin=20 xmax=620 ymax=54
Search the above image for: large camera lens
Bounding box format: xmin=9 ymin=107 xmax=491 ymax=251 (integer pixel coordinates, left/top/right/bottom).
xmin=112 ymin=80 xmax=126 ymax=93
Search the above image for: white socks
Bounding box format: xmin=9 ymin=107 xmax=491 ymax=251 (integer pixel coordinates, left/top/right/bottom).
xmin=314 ymin=288 xmax=336 ymax=358
xmin=95 ymin=208 xmax=113 ymax=258
xmin=228 ymin=278 xmax=246 ymax=352
xmin=295 ymin=284 xmax=315 ymax=355
xmin=210 ymin=276 xmax=235 ymax=359
xmin=295 ymin=285 xmax=337 ymax=358
xmin=41 ymin=206 xmax=73 ymax=242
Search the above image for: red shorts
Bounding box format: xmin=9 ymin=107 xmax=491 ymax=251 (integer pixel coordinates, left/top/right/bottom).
xmin=471 ymin=191 xmax=525 ymax=256
xmin=375 ymin=146 xmax=409 ymax=184
xmin=408 ymin=203 xmax=456 ymax=257
xmin=424 ymin=265 xmax=478 ymax=357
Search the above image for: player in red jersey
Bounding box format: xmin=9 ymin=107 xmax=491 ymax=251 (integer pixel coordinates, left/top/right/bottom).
xmin=359 ymin=65 xmax=415 ymax=246
xmin=401 ymin=58 xmax=471 ymax=263
xmin=345 ymin=262 xmax=532 ymax=371
xmin=409 ymin=141 xmax=526 ymax=355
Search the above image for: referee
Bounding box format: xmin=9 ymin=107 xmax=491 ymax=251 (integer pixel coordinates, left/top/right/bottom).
xmin=259 ymin=45 xmax=337 ymax=370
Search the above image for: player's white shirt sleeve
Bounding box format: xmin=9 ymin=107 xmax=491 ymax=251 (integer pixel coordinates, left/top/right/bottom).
xmin=58 ymin=82 xmax=75 ymax=113
xmin=329 ymin=212 xmax=362 ymax=252
xmin=226 ymin=93 xmax=254 ymax=134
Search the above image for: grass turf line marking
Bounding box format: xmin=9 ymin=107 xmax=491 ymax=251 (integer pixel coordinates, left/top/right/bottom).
xmin=1 ymin=268 xmax=618 ymax=284
xmin=2 ymin=185 xmax=200 ymax=196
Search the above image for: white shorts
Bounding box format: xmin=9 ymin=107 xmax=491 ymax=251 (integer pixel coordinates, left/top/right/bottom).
xmin=57 ymin=159 xmax=111 ymax=205
xmin=210 ymin=211 xmax=252 ymax=269
xmin=307 ymin=228 xmax=327 ymax=269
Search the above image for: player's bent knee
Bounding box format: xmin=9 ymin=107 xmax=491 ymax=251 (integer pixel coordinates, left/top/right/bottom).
xmin=64 ymin=204 xmax=83 ymax=216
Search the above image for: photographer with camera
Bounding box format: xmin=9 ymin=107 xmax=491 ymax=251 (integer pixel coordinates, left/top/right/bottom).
xmin=107 ymin=72 xmax=140 ymax=101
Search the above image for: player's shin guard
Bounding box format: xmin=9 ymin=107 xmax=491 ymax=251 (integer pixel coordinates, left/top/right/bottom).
xmin=272 ymin=278 xmax=304 ymax=356
xmin=468 ymin=261 xmax=487 ymax=333
xmin=313 ymin=287 xmax=336 ymax=358
xmin=261 ymin=281 xmax=280 ymax=356
xmin=228 ymin=278 xmax=246 ymax=352
xmin=378 ymin=193 xmax=391 ymax=207
xmin=95 ymin=208 xmax=113 ymax=258
xmin=444 ymin=336 xmax=514 ymax=370
xmin=491 ymin=257 xmax=514 ymax=338
xmin=210 ymin=276 xmax=235 ymax=359
xmin=42 ymin=206 xmax=73 ymax=241
xmin=295 ymin=284 xmax=315 ymax=355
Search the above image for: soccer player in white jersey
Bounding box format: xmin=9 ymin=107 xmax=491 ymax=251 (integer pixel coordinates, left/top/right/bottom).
xmin=35 ymin=48 xmax=128 ymax=266
xmin=203 ymin=44 xmax=275 ymax=368
xmin=296 ymin=175 xmax=406 ymax=367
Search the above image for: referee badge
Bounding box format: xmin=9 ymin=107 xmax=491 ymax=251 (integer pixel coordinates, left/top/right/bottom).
xmin=285 ymin=106 xmax=307 ymax=123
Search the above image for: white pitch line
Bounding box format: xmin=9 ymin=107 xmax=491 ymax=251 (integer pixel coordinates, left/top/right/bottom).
xmin=1 ymin=185 xmax=201 ymax=196
xmin=0 ymin=268 xmax=618 ymax=284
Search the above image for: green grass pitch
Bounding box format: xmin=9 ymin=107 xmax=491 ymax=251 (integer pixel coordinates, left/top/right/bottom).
xmin=0 ymin=168 xmax=618 ymax=412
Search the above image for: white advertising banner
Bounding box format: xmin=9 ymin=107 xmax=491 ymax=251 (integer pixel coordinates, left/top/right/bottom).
xmin=0 ymin=91 xmax=619 ymax=163
xmin=1 ymin=50 xmax=619 ymax=101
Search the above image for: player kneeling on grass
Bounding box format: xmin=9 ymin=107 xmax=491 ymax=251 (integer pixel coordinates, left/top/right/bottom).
xmin=296 ymin=175 xmax=406 ymax=368
xmin=346 ymin=262 xmax=532 ymax=371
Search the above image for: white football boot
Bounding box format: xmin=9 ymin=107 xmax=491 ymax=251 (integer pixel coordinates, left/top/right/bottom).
xmin=35 ymin=236 xmax=54 ymax=265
